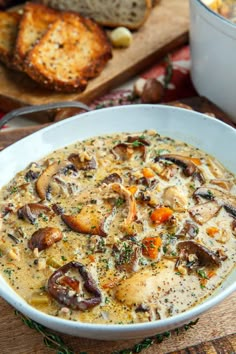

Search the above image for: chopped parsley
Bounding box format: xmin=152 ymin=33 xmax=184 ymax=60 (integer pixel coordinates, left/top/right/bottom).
xmin=132 ymin=140 xmax=144 ymax=147
xmin=197 ymin=269 xmax=208 ymax=279
xmin=115 ymin=197 xmax=125 ymax=207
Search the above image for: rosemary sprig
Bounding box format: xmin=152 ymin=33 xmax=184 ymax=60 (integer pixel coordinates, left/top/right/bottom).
xmin=163 ymin=55 xmax=173 ymax=89
xmin=15 ymin=310 xmax=199 ymax=354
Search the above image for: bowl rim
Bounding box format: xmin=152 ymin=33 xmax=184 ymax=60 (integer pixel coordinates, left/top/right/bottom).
xmin=0 ymin=104 xmax=235 ymax=335
xmin=195 ymin=0 xmax=236 ymax=29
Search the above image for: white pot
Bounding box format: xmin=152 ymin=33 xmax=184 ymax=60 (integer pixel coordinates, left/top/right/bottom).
xmin=189 ymin=0 xmax=236 ymax=122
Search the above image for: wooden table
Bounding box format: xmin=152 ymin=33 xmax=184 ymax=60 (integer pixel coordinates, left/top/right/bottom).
xmin=0 ymin=98 xmax=235 ymax=353
xmin=0 ymin=290 xmax=235 ymax=353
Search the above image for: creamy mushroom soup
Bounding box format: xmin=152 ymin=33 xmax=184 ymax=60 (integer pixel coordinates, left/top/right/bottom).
xmin=0 ymin=130 xmax=235 ymax=324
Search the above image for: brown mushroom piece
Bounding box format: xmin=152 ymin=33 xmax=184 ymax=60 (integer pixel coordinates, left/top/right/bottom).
xmin=135 ymin=176 xmax=158 ymax=190
xmin=47 ymin=261 xmax=102 ymax=310
xmin=61 ymin=203 xmax=113 ymax=237
xmin=141 ymin=78 xmax=165 ymax=104
xmin=17 ymin=203 xmax=51 ymax=224
xmin=177 ymin=220 xmax=199 ymax=239
xmin=36 ymin=161 xmax=66 ymax=200
xmin=189 ymin=201 xmax=221 ymax=225
xmin=112 ymin=242 xmax=141 ymax=273
xmin=68 ymin=153 xmax=97 ymax=170
xmin=101 ymin=173 xmax=122 ymax=185
xmin=28 ymin=227 xmax=63 ymax=251
xmin=193 ymin=187 xmax=236 ymax=218
xmin=111 ymin=140 xmax=147 ymax=161
xmin=177 ymin=240 xmax=221 ymax=267
xmin=154 ymin=154 xmax=205 ymax=183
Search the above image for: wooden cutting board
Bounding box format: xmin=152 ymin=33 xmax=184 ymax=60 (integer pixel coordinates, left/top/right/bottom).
xmin=0 ymin=0 xmax=189 ymax=113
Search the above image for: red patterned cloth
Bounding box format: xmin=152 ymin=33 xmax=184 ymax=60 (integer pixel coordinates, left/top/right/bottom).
xmin=0 ymin=45 xmax=197 ymax=128
xmin=91 ymin=45 xmax=197 ymax=108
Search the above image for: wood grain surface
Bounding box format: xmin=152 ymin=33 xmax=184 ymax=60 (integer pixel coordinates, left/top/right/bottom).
xmin=0 ymin=0 xmax=189 ymax=113
xmin=0 ymin=293 xmax=235 ymax=354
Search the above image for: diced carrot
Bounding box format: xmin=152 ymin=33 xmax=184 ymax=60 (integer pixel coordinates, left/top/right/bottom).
xmin=206 ymin=227 xmax=219 ymax=237
xmin=189 ymin=157 xmax=202 ymax=166
xmin=200 ymin=278 xmax=207 ymax=287
xmin=102 ymin=278 xmax=120 ymax=289
xmin=207 ymin=270 xmax=216 ymax=279
xmin=60 ymin=276 xmax=80 ymax=291
xmin=88 ymin=254 xmax=95 ymax=262
xmin=142 ymin=167 xmax=155 ymax=178
xmin=142 ymin=236 xmax=162 ymax=259
xmin=127 ymin=185 xmax=138 ymax=195
xmin=150 ymin=207 xmax=173 ymax=225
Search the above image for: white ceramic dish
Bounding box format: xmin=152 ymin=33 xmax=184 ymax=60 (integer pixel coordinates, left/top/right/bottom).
xmin=190 ymin=0 xmax=236 ymax=122
xmin=0 ymin=105 xmax=235 ymax=340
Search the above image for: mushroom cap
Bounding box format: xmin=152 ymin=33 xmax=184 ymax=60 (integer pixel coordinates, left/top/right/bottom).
xmin=177 ymin=240 xmax=221 ymax=267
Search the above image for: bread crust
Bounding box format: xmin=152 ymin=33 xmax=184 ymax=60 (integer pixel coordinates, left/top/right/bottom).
xmin=0 ymin=11 xmax=21 ymax=68
xmin=39 ymin=0 xmax=152 ymax=29
xmin=24 ymin=11 xmax=112 ymax=92
xmin=13 ymin=2 xmax=59 ymax=70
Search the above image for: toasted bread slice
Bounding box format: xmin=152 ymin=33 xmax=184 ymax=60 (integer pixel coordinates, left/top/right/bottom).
xmin=14 ymin=2 xmax=59 ymax=70
xmin=0 ymin=11 xmax=21 ymax=68
xmin=39 ymin=0 xmax=152 ymax=29
xmin=24 ymin=12 xmax=112 ymax=92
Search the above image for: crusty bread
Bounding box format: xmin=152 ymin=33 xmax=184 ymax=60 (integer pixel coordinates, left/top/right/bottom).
xmin=0 ymin=11 xmax=21 ymax=68
xmin=14 ymin=3 xmax=59 ymax=70
xmin=24 ymin=11 xmax=112 ymax=92
xmin=38 ymin=0 xmax=152 ymax=29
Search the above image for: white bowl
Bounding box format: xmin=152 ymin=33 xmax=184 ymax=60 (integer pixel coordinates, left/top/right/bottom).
xmin=189 ymin=0 xmax=236 ymax=122
xmin=0 ymin=105 xmax=235 ymax=340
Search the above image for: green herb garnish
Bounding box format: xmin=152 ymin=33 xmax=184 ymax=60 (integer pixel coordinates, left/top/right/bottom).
xmin=15 ymin=310 xmax=199 ymax=354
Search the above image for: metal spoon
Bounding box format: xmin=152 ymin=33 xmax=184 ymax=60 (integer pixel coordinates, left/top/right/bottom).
xmin=0 ymin=101 xmax=91 ymax=130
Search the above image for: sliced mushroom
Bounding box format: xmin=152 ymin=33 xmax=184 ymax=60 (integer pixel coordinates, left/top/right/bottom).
xmin=154 ymin=154 xmax=205 ymax=183
xmin=47 ymin=261 xmax=102 ymax=310
xmin=113 ymin=242 xmax=141 ymax=273
xmin=111 ymin=183 xmax=137 ymax=228
xmin=177 ymin=220 xmax=199 ymax=239
xmin=28 ymin=227 xmax=63 ymax=251
xmin=111 ymin=141 xmax=147 ymax=161
xmin=36 ymin=162 xmax=64 ymax=200
xmin=61 ymin=203 xmax=113 ymax=236
xmin=101 ymin=173 xmax=122 ymax=185
xmin=135 ymin=177 xmax=158 ymax=190
xmin=25 ymin=170 xmax=40 ymax=181
xmin=189 ymin=201 xmax=221 ymax=224
xmin=177 ymin=240 xmax=221 ymax=267
xmin=17 ymin=203 xmax=50 ymax=224
xmin=194 ymin=186 xmax=236 ymax=218
xmin=163 ymin=186 xmax=188 ymax=212
xmin=68 ymin=153 xmax=97 ymax=170
xmin=52 ymin=204 xmax=65 ymax=215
